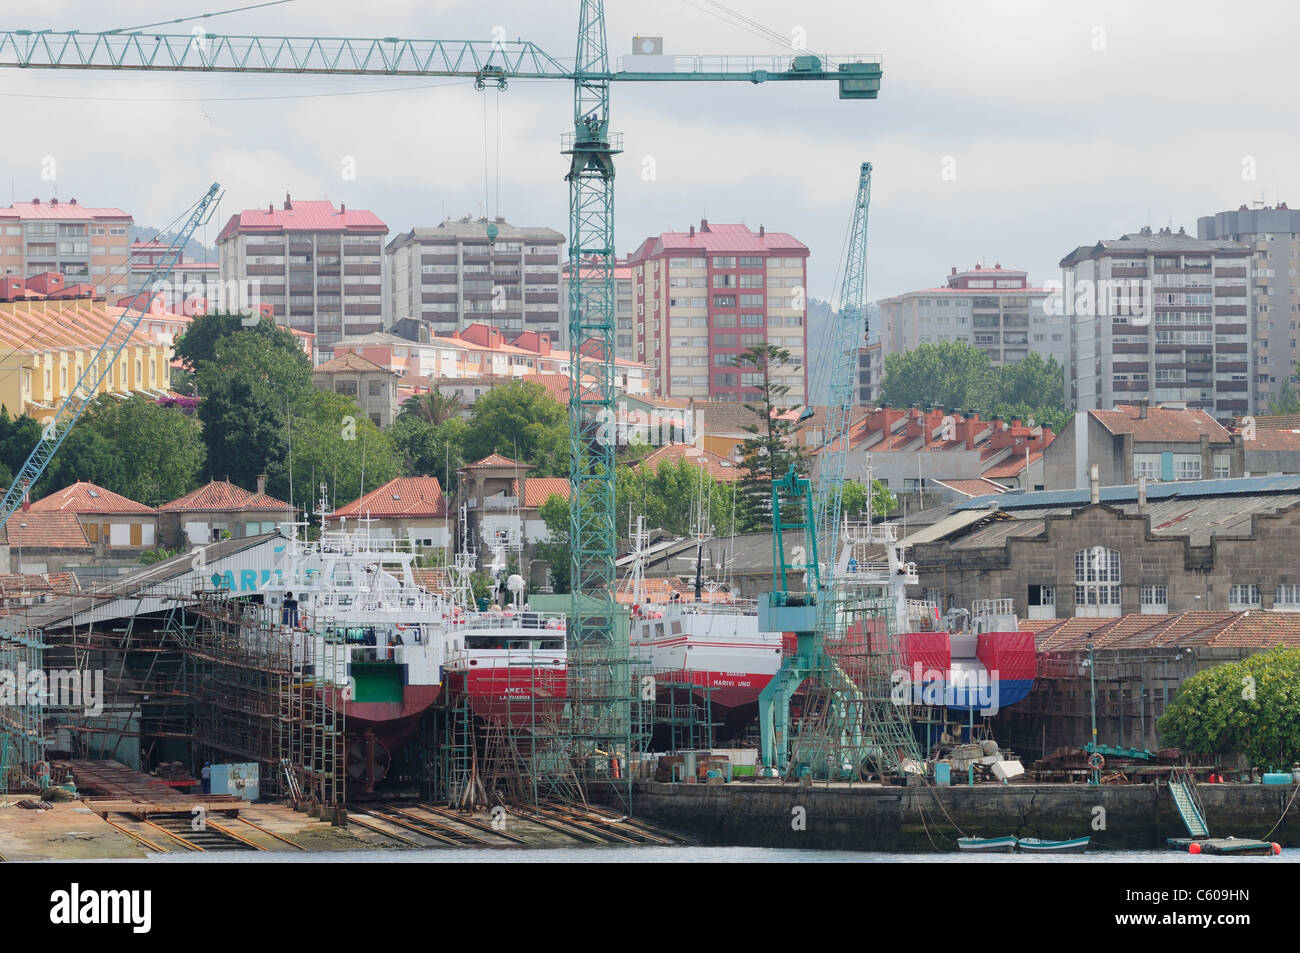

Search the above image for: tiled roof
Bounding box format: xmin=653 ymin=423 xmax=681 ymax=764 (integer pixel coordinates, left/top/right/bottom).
xmin=465 ymin=454 xmax=522 ymax=469
xmin=216 ymin=199 xmax=386 ymax=239
xmin=982 ymin=450 xmax=1043 ymax=479
xmin=333 ymin=477 xmax=446 ymax=518
xmin=1243 ymin=429 xmax=1300 ymax=451
xmin=410 ymin=567 xmax=451 ymax=593
xmin=1240 ymin=413 xmax=1300 ymax=431
xmin=628 ymin=222 xmax=808 ymax=260
xmin=637 ymin=443 xmax=742 ymax=483
xmin=5 ymin=511 xmax=92 ymax=550
xmin=688 ymin=401 xmax=765 ymax=436
xmin=160 ymin=480 xmax=292 ymax=513
xmin=313 ymin=351 xmax=391 ymax=374
xmin=1091 ymin=405 xmax=1232 ymax=444
xmin=512 ymin=477 xmax=570 ymax=508
xmin=29 ymin=481 xmax=155 ymax=515
xmin=931 ymin=478 xmax=1007 ymax=497
xmin=1034 ymin=611 xmax=1300 ymax=652
xmin=0 ymin=200 xmax=130 ymax=220
xmin=0 ymin=572 xmax=81 ymax=599
xmin=0 ymin=300 xmax=185 ymax=351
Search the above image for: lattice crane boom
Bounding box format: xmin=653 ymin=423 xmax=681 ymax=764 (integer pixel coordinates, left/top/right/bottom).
xmin=0 ymin=183 xmax=222 ymax=532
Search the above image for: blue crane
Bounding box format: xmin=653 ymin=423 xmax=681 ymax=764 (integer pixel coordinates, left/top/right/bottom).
xmin=0 ymin=183 xmax=222 ymax=532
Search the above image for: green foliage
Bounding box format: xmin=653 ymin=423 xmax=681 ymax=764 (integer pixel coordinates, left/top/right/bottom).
xmin=43 ymin=396 xmax=205 ymax=506
xmin=194 ymin=324 xmax=312 ymax=488
xmin=839 ymin=478 xmax=897 ymax=520
xmin=268 ymin=390 xmax=401 ymax=515
xmin=534 ymin=493 xmax=573 ymax=593
xmin=390 ymin=415 xmax=468 ymax=492
xmin=617 ymin=459 xmax=735 ymax=538
xmin=879 ymin=341 xmax=1066 ymax=428
xmin=1269 ymin=380 xmax=1300 ymax=415
xmin=399 ymin=388 xmax=464 ymax=426
xmin=138 ymin=547 xmax=182 ymax=565
xmin=173 ymin=311 xmax=278 ymax=371
xmin=731 ymin=344 xmax=807 ymax=532
xmin=0 ymin=408 xmax=44 ymax=492
xmin=463 ymin=380 xmax=567 ymax=476
xmin=1157 ymin=647 xmax=1300 ymax=770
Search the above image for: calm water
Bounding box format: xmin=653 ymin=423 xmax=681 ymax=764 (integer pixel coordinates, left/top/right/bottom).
xmin=76 ymin=846 xmax=1299 ymax=864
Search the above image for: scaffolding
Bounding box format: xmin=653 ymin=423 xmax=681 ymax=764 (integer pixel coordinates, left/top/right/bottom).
xmin=185 ymin=591 xmax=347 ymax=809
xmin=0 ymin=625 xmax=48 ymax=797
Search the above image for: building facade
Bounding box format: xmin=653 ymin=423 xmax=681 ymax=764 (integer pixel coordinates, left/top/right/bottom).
xmin=311 ymin=351 xmax=400 ymax=427
xmin=1059 ymin=227 xmax=1253 ymax=421
xmin=216 ymin=194 xmax=387 ymax=346
xmin=1197 ymin=204 xmax=1300 ymax=411
xmin=626 ymin=220 xmax=809 ymax=405
xmin=561 ymin=258 xmax=635 ymax=359
xmin=878 ymin=265 xmax=1061 ymax=370
xmin=0 ymin=198 xmax=132 ymax=296
xmin=386 ymin=217 xmax=564 ymax=341
xmin=127 ymin=239 xmax=219 ymax=313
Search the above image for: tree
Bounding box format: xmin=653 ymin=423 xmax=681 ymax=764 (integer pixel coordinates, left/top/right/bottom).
xmin=840 ymin=478 xmax=897 ymax=520
xmin=44 ymin=396 xmax=205 ymax=506
xmin=172 ymin=311 xmax=284 ymax=371
xmin=1157 ymin=647 xmax=1300 ymax=770
xmin=138 ymin=547 xmax=182 ymax=565
xmin=880 ymin=340 xmax=997 ymax=411
xmin=0 ymin=408 xmax=44 ymax=491
xmin=731 ymin=344 xmax=806 ymax=532
xmin=463 ymin=381 xmax=568 ymax=476
xmin=399 ymin=388 xmax=464 ymax=426
xmin=1270 ymin=380 xmax=1300 ymax=415
xmin=616 ymin=459 xmax=735 ymax=539
xmin=267 ymin=390 xmax=401 ymax=515
xmin=194 ymin=327 xmax=312 ymax=488
xmin=533 ymin=493 xmax=572 ymax=593
xmin=390 ymin=415 xmax=468 ymax=493
xmin=995 ymin=352 xmax=1065 ymax=410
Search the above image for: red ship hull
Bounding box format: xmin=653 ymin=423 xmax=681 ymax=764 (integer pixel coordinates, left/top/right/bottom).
xmin=444 ymin=668 xmax=568 ymax=726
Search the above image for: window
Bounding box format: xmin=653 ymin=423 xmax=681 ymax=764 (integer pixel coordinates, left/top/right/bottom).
xmin=1133 ymin=454 xmax=1160 ymax=481
xmin=1074 ymin=547 xmax=1121 ymax=617
xmin=1027 ymin=584 xmax=1056 ymax=619
xmin=1212 ymin=453 xmax=1231 ymax=479
xmin=1228 ymin=584 xmax=1260 ymax=609
xmin=368 ymin=380 xmax=382 ymax=396
xmin=1174 ymin=454 xmax=1201 ymax=481
xmin=1275 ymin=584 xmax=1300 ymax=611
xmin=1140 ymin=584 xmax=1168 ymax=614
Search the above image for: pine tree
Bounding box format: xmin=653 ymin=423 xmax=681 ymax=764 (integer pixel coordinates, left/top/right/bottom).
xmin=731 ymin=344 xmax=807 ymax=532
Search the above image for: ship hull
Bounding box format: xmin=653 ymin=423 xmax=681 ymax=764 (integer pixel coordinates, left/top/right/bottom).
xmin=444 ymin=668 xmax=568 ymax=726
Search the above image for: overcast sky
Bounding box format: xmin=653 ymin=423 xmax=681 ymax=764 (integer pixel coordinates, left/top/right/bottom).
xmin=3 ymin=1 xmax=1297 ymax=303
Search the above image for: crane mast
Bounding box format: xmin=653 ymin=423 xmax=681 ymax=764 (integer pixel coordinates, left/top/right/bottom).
xmin=0 ymin=183 xmax=222 ymax=532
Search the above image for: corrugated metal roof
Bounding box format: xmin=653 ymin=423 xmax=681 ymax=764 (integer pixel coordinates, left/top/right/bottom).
xmin=955 ymin=475 xmax=1300 ymax=511
xmin=898 ymin=508 xmax=994 ymax=546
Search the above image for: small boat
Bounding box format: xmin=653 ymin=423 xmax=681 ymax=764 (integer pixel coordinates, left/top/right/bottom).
xmin=957 ymin=836 xmax=1018 ymax=853
xmin=1018 ymin=836 xmax=1090 ymax=854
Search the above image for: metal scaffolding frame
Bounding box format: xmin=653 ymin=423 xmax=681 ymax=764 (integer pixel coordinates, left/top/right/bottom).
xmin=0 ymin=625 xmax=48 ymax=797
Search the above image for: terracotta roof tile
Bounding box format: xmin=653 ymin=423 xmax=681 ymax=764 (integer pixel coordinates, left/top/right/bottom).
xmin=313 ymin=351 xmax=391 ymax=374
xmin=465 ymin=454 xmax=522 ymax=469
xmin=636 ymin=443 xmax=742 ymax=483
xmin=160 ymin=480 xmax=292 ymax=513
xmin=982 ymin=450 xmax=1043 ymax=479
xmin=5 ymin=511 xmax=92 ymax=550
xmin=1091 ymin=405 xmax=1231 ymax=444
xmin=512 ymin=477 xmax=570 ymax=508
xmin=333 ymin=477 xmax=446 ymax=518
xmin=930 ymin=478 xmax=1007 ymax=497
xmin=29 ymin=481 xmax=155 ymax=514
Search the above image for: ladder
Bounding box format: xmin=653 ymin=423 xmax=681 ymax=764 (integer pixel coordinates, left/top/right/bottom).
xmin=1169 ymin=769 xmax=1210 ymax=838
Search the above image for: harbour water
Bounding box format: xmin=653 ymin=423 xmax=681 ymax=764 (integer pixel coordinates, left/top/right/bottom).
xmin=90 ymin=846 xmax=1300 ymax=864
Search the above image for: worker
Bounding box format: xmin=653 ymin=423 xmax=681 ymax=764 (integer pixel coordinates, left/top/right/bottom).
xmin=282 ymin=591 xmax=299 ymax=627
xmin=201 ymin=762 xmax=211 ymax=795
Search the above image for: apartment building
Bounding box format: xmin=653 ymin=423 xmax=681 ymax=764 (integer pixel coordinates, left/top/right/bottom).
xmin=1060 ymin=227 xmax=1253 ymax=421
xmin=856 ymin=342 xmax=882 ymax=406
xmin=127 ymin=239 xmax=219 ymax=313
xmin=0 ymin=300 xmax=176 ymax=420
xmin=627 ymin=220 xmax=809 ymax=405
xmin=561 ymin=258 xmax=635 ymax=359
xmin=216 ymin=194 xmax=387 ymax=345
xmin=0 ymin=197 xmax=132 ymax=296
xmin=386 ymin=217 xmax=565 ymax=340
xmin=878 ymin=265 xmax=1062 ymax=369
xmin=1197 ymin=204 xmax=1300 ymax=411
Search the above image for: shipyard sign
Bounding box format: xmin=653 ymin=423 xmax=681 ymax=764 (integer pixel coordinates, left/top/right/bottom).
xmin=209 ymin=568 xmax=283 ymax=591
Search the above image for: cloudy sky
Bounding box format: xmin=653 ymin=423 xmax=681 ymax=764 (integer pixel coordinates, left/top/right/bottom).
xmin=2 ymin=1 xmax=1296 ymax=302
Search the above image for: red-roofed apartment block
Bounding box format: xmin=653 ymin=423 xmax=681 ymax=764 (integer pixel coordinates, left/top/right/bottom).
xmin=216 ymin=193 xmax=387 ymax=345
xmin=0 ymin=197 xmax=133 ymax=297
xmin=627 ymin=220 xmax=809 ymax=406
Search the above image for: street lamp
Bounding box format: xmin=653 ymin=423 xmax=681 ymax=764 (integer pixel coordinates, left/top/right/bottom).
xmin=1081 ymin=638 xmax=1101 ymax=785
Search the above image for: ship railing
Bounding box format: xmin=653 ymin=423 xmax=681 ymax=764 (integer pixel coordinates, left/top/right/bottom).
xmin=454 ymin=611 xmax=567 ymax=633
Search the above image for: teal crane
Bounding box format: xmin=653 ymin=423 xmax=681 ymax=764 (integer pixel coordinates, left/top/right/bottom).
xmin=1 ymin=7 xmax=882 ymax=792
xmin=759 ymin=162 xmax=883 ymax=776
xmin=0 ymin=183 xmax=222 ymax=532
